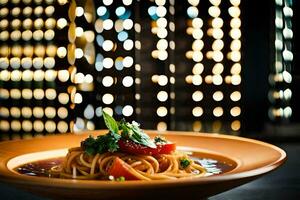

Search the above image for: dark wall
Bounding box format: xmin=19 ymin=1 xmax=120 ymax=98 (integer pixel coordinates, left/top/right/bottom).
xmin=241 ymin=0 xmax=271 ymax=134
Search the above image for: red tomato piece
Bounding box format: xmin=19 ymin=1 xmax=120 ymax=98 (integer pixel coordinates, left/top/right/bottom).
xmin=118 ymin=139 xmax=176 ymax=155
xmin=107 ymin=157 xmax=139 ymax=180
xmin=157 ymin=142 xmax=176 ymax=154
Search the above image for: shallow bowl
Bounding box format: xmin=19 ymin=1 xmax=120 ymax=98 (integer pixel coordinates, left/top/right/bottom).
xmin=0 ymin=130 xmax=286 ymax=200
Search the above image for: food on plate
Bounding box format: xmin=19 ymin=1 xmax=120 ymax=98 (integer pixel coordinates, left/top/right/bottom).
xmin=49 ymin=112 xmax=206 ymax=180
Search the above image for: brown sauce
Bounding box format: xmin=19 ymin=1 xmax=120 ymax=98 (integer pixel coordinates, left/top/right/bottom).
xmin=16 ymin=157 xmax=64 ymax=178
xmin=15 ymin=157 xmax=235 ymax=178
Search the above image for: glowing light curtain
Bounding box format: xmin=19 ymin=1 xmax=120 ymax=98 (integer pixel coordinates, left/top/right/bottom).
xmin=0 ymin=0 xmax=92 ymax=140
xmin=268 ymin=0 xmax=293 ymax=122
xmin=173 ymin=0 xmax=242 ymax=133
xmin=88 ymin=0 xmax=242 ymax=133
xmin=0 ymin=0 xmax=244 ymax=139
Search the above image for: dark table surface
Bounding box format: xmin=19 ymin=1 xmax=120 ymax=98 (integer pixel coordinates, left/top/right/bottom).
xmin=0 ymin=143 xmax=299 ymax=200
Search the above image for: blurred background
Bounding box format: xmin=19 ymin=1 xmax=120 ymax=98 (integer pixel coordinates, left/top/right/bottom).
xmin=0 ymin=0 xmax=299 ymax=141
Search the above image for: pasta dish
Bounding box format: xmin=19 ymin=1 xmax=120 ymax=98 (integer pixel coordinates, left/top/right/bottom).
xmin=50 ymin=112 xmax=206 ymax=181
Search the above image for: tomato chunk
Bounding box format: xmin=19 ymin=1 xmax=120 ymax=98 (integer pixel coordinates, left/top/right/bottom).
xmin=118 ymin=139 xmax=176 ymax=155
xmin=107 ymin=157 xmax=139 ymax=180
xmin=157 ymin=142 xmax=176 ymax=154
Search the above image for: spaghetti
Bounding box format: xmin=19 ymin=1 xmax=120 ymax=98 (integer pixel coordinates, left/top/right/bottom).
xmin=50 ymin=147 xmax=206 ymax=180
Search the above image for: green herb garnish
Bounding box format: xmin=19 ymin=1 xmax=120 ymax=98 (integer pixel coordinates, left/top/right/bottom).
xmin=180 ymin=158 xmax=191 ymax=169
xmin=81 ymin=111 xmax=156 ymax=155
xmin=81 ymin=133 xmax=121 ymax=155
xmin=81 ymin=112 xmax=121 ymax=155
xmin=119 ymin=119 xmax=156 ymax=148
xmin=81 ymin=135 xmax=97 ymax=155
xmin=102 ymin=111 xmax=119 ymax=134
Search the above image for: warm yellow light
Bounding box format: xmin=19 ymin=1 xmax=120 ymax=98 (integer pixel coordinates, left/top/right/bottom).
xmin=192 ymin=29 xmax=203 ymax=39
xmin=228 ymin=51 xmax=241 ymax=62
xmin=192 ymin=51 xmax=203 ymax=62
xmin=156 ymin=28 xmax=167 ymax=39
xmin=123 ymin=19 xmax=133 ymax=31
xmin=122 ymin=76 xmax=134 ymax=87
xmin=192 ymin=91 xmax=203 ymax=102
xmin=76 ymin=7 xmax=84 ymax=17
xmin=157 ymin=121 xmax=167 ymax=131
xmin=231 ymin=74 xmax=241 ymax=85
xmin=229 ymin=28 xmax=241 ymax=39
xmin=193 ymin=121 xmax=202 ymax=131
xmin=192 ymin=107 xmax=203 ymax=117
xmin=212 ymin=17 xmax=223 ymax=28
xmin=213 ymin=91 xmax=223 ymax=101
xmin=102 ymin=40 xmax=114 ymax=51
xmin=124 ymin=39 xmax=134 ymax=51
xmin=209 ymin=0 xmax=221 ymax=6
xmin=58 ymin=107 xmax=68 ymax=119
xmin=213 ymin=107 xmax=223 ymax=117
xmin=212 ymin=39 xmax=224 ymax=51
xmin=212 ymin=63 xmax=224 ymax=74
xmin=212 ymin=51 xmax=223 ymax=62
xmin=230 ymin=40 xmax=241 ymax=51
xmin=58 ymin=93 xmax=69 ymax=105
xmin=156 ymin=6 xmax=167 ymax=17
xmin=58 ymin=70 xmax=69 ymax=82
xmin=212 ymin=74 xmax=223 ymax=85
xmin=230 ymin=0 xmax=241 ymax=6
xmin=75 ymin=26 xmax=84 ymax=37
xmin=208 ymin=6 xmax=221 ymax=17
xmin=188 ymin=0 xmax=200 ymax=6
xmin=158 ymin=75 xmax=168 ymax=86
xmin=212 ymin=28 xmax=224 ymax=39
xmin=192 ymin=63 xmax=204 ymax=75
xmin=192 ymin=18 xmax=203 ymax=28
xmin=157 ymin=39 xmax=168 ymax=50
xmin=225 ymin=76 xmax=231 ymax=84
xmin=230 ymin=18 xmax=241 ymax=28
xmin=0 ymin=70 xmax=10 ymax=81
xmin=102 ymin=57 xmax=114 ymax=69
xmin=205 ymin=75 xmax=213 ymax=84
xmin=123 ymin=105 xmax=134 ymax=117
xmin=157 ymin=18 xmax=167 ymax=28
xmin=186 ymin=27 xmax=194 ymax=35
xmin=157 ymin=106 xmax=168 ymax=117
xmin=230 ymin=106 xmax=241 ymax=117
xmin=11 ymin=70 xmax=22 ymax=81
xmin=228 ymin=6 xmax=241 ymax=18
xmin=185 ymin=51 xmax=193 ymax=59
xmin=33 ymin=107 xmax=44 ymax=118
xmin=192 ymin=74 xmax=202 ymax=85
xmin=45 ymin=89 xmax=57 ymax=101
xmin=230 ymin=91 xmax=241 ymax=101
xmin=231 ymin=120 xmax=241 ymax=131
xmin=231 ymin=63 xmax=241 ymax=74
xmin=157 ymin=91 xmax=168 ymax=102
xmin=103 ymin=19 xmax=113 ymax=30
xmin=185 ymin=75 xmax=193 ymax=84
xmin=192 ymin=40 xmax=204 ymax=51
xmin=45 ymin=18 xmax=56 ymax=29
xmin=206 ymin=51 xmax=213 ymax=59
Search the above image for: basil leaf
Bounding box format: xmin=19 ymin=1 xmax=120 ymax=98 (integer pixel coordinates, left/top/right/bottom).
xmin=103 ymin=111 xmax=119 ymax=134
xmin=119 ymin=121 xmax=156 ymax=148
